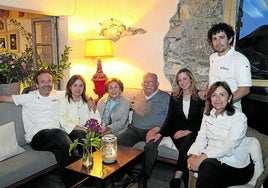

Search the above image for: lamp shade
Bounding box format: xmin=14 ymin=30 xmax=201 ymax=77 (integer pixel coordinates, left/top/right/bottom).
xmin=85 ymin=39 xmax=113 ymax=57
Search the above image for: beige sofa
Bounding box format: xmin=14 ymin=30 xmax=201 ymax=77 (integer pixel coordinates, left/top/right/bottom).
xmin=0 ymin=103 xmax=57 ymax=187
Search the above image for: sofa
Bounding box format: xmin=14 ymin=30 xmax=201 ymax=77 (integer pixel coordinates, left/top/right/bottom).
xmin=0 ymin=103 xmax=57 ymax=187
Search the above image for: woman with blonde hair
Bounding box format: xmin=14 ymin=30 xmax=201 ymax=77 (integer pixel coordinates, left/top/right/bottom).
xmin=150 ymin=68 xmax=205 ymax=187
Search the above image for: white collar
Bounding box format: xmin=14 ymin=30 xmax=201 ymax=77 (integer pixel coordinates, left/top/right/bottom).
xmin=144 ymin=89 xmax=159 ymax=100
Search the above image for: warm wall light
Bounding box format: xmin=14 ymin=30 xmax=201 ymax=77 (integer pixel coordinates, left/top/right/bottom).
xmin=85 ymin=39 xmax=113 ymax=102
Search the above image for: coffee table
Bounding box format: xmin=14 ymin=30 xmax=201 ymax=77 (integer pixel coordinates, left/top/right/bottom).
xmin=65 ymin=145 xmax=143 ymax=188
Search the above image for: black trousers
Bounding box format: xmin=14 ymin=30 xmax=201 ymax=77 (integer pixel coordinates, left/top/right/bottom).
xmin=172 ymin=133 xmax=196 ymax=187
xmin=69 ymin=129 xmax=87 ymax=155
xmin=117 ymin=125 xmax=162 ymax=179
xmin=30 ymin=128 xmax=80 ymax=168
xmin=196 ymin=158 xmax=254 ymax=188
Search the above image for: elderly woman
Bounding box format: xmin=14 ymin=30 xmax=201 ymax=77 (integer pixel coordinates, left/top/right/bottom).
xmin=187 ymin=81 xmax=254 ymax=188
xmin=97 ymin=78 xmax=130 ymax=136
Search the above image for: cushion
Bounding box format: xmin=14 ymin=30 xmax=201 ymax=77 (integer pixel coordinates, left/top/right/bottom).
xmin=0 ymin=121 xmax=25 ymax=161
xmin=159 ymin=136 xmax=178 ymax=151
xmin=245 ymin=137 xmax=264 ymax=187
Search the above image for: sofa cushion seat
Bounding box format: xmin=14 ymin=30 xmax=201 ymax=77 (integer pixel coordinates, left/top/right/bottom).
xmin=0 ymin=145 xmax=57 ymax=187
xmin=133 ymin=136 xmax=179 ymax=162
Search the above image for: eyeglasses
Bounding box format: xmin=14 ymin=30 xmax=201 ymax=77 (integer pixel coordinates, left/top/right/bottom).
xmin=142 ymin=81 xmax=155 ymax=85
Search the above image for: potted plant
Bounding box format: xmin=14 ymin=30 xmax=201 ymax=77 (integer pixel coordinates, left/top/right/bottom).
xmin=0 ymin=52 xmax=33 ymax=94
xmin=9 ymin=19 xmax=71 ymax=88
xmin=69 ymin=118 xmax=102 ymax=169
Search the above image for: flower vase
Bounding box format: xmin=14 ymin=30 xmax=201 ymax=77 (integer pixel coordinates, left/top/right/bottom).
xmin=82 ymin=144 xmax=93 ymax=169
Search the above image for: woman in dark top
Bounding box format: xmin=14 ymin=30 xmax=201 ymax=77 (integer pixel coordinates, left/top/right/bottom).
xmin=154 ymin=68 xmax=204 ymax=188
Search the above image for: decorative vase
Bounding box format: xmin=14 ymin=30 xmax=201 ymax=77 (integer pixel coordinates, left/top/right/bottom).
xmin=0 ymin=82 xmax=20 ymax=95
xmin=82 ymin=144 xmax=93 ymax=169
xmin=102 ymin=134 xmax=117 ymax=164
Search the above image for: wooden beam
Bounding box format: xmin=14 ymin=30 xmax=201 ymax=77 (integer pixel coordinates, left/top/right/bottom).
xmin=224 ymin=0 xmax=237 ymax=28
xmin=252 ymin=79 xmax=268 ymax=87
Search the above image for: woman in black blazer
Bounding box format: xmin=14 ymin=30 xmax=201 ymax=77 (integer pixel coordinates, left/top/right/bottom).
xmin=155 ymin=68 xmax=205 ymax=188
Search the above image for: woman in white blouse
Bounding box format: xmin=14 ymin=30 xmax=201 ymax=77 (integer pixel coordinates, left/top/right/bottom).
xmin=59 ymin=75 xmax=100 ymax=154
xmin=187 ymin=81 xmax=254 ymax=188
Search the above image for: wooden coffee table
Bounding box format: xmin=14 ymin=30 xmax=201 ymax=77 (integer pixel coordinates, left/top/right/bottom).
xmin=65 ymin=145 xmax=143 ymax=187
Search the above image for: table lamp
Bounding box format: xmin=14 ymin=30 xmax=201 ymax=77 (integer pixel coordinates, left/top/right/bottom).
xmin=85 ymin=39 xmax=113 ymax=102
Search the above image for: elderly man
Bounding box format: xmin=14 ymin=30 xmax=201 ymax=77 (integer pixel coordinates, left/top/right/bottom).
xmin=117 ymin=72 xmax=170 ymax=188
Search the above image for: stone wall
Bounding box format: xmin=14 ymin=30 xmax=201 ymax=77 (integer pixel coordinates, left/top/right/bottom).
xmin=163 ymin=0 xmax=224 ymax=90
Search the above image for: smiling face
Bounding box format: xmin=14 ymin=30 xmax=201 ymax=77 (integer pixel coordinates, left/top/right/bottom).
xmin=142 ymin=73 xmax=159 ymax=96
xmin=36 ymin=73 xmax=53 ymax=97
xmin=70 ymin=79 xmax=84 ymax=101
xmin=211 ymin=31 xmax=233 ymax=56
xmin=107 ymin=81 xmax=121 ymax=100
xmin=177 ymin=72 xmax=191 ymax=93
xmin=211 ymin=86 xmax=232 ymax=114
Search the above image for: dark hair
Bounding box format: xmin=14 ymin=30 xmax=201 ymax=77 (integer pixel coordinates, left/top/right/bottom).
xmin=65 ymin=75 xmax=87 ymax=103
xmin=173 ymin=68 xmax=199 ymax=100
xmin=204 ymin=81 xmax=235 ymax=116
xmin=104 ymin=78 xmax=124 ymax=92
xmin=207 ymin=22 xmax=235 ymax=46
xmin=34 ymin=69 xmax=53 ymax=84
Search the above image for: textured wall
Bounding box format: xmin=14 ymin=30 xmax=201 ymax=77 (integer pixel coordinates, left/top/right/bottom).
xmin=163 ymin=0 xmax=224 ymax=90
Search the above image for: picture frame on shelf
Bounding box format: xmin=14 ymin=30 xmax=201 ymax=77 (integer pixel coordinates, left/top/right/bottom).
xmin=8 ymin=32 xmax=19 ymax=52
xmin=0 ymin=35 xmax=7 ymax=51
xmin=0 ymin=19 xmax=6 ymax=32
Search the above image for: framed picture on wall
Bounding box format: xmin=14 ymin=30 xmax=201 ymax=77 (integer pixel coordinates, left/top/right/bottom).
xmin=0 ymin=35 xmax=7 ymax=50
xmin=0 ymin=19 xmax=6 ymax=32
xmin=8 ymin=32 xmax=19 ymax=52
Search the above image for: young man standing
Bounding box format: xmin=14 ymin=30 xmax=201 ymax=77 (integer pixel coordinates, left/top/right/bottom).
xmin=199 ymin=22 xmax=252 ymax=111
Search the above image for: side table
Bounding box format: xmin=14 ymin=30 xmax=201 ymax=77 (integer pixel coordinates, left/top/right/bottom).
xmin=66 ymin=145 xmax=143 ymax=187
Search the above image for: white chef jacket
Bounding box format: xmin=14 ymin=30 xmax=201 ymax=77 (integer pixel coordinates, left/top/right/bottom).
xmin=188 ymin=108 xmax=250 ymax=168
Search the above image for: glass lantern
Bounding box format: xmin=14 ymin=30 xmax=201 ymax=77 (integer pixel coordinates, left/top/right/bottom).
xmin=102 ymin=134 xmax=117 ymax=163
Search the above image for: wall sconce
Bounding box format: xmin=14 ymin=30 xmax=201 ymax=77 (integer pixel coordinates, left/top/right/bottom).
xmin=85 ymin=39 xmax=113 ymax=102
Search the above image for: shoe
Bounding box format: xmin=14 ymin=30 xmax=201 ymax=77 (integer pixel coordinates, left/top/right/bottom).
xmin=114 ymin=174 xmax=136 ymax=187
xmin=170 ymin=178 xmax=181 ymax=188
xmin=138 ymin=177 xmax=148 ymax=188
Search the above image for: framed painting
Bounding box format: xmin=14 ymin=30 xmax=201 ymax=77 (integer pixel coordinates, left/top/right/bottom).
xmin=0 ymin=18 xmax=6 ymax=32
xmin=0 ymin=35 xmax=7 ymax=50
xmin=8 ymin=32 xmax=19 ymax=52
